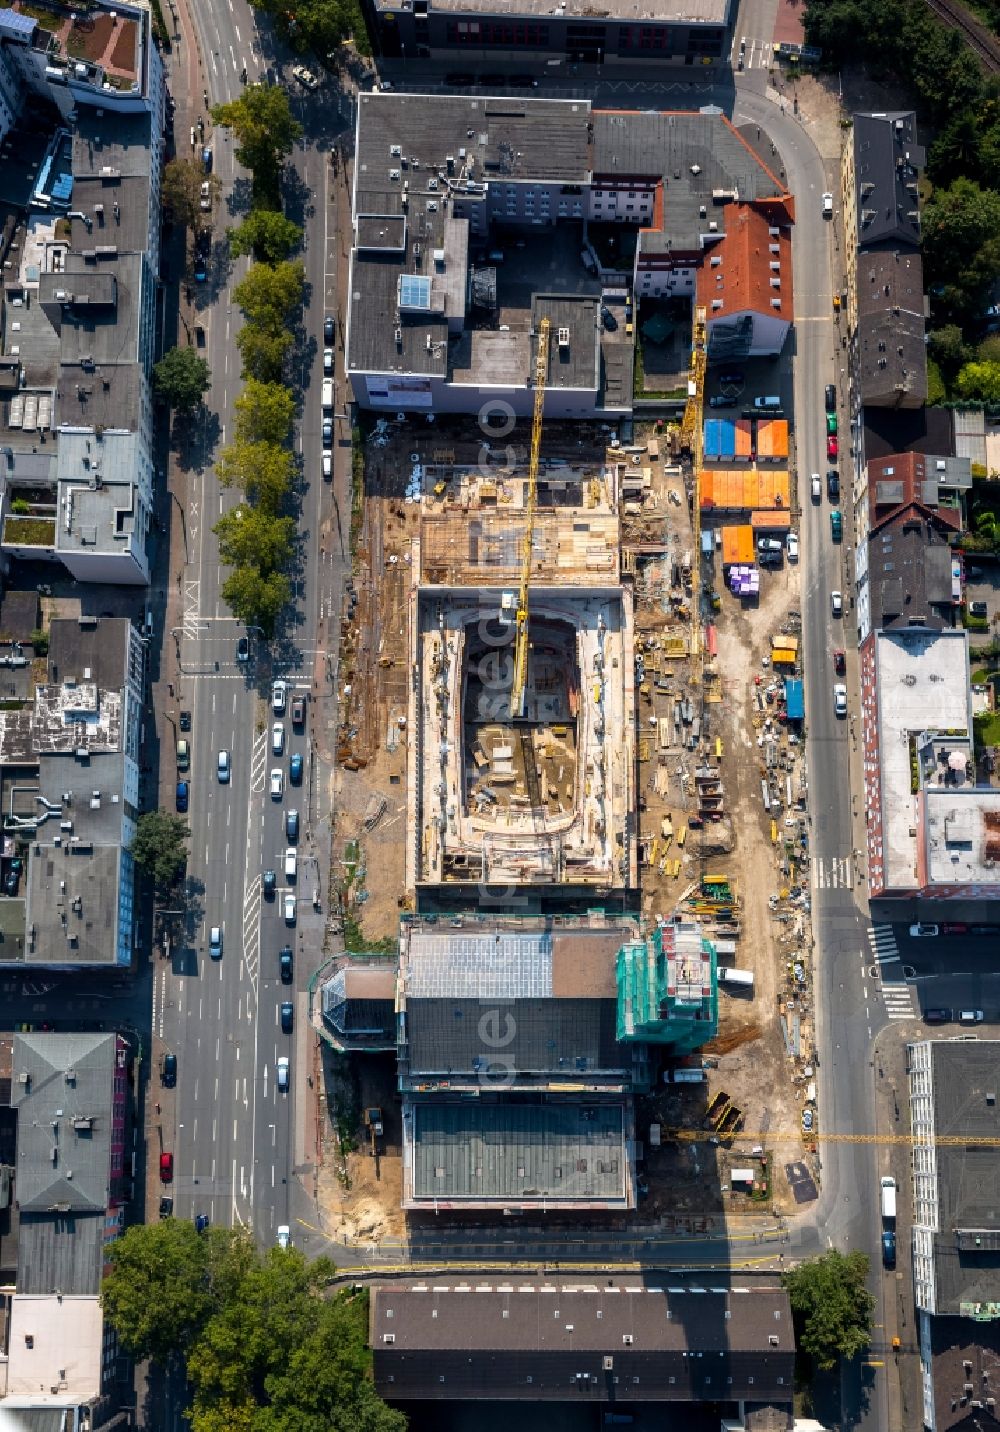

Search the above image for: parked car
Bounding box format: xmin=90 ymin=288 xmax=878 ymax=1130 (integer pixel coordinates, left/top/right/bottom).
xmin=322 ymin=454 xmax=332 ymax=481
xmin=786 ymin=531 xmax=799 ymax=561
xmin=831 ymin=510 xmax=843 ymax=541
xmin=708 ymin=394 xmax=734 ymax=408
xmin=811 ymin=473 xmax=821 ymax=502
xmin=909 ymin=923 xmax=940 ymax=937
xmin=272 ymin=721 xmax=285 ymax=756
xmin=942 ymin=922 xmax=968 ymax=934
xmin=718 ymin=369 xmax=744 ymax=385
xmin=284 ymin=847 xmax=297 ymax=881
xmin=201 ymin=145 xmax=212 ymax=172
xmin=272 ymin=679 xmax=287 ymax=715
xmin=322 ymin=419 xmax=333 ymax=448
xmin=833 ymin=683 xmax=848 ymax=717
xmin=270 ymin=768 xmax=284 ymax=800
xmin=757 ymin=537 xmax=783 ymax=554
xmin=324 ymin=314 xmax=335 ymax=343
xmin=218 ymin=749 xmax=231 ymax=783
xmin=284 ymin=893 xmax=296 ymax=925
xmin=159 ymin=1195 xmax=174 ymax=1217
xmin=826 ymin=412 xmax=838 ymax=436
xmin=833 ymin=649 xmax=846 ymax=675
xmin=175 ymin=780 xmax=189 ymax=813
xmin=263 ymin=870 xmax=277 ymax=898
xmin=289 ymin=752 xmax=304 ymax=784
xmin=831 ymin=590 xmax=843 ymax=617
xmin=827 ymin=469 xmax=840 ymax=500
xmin=199 ymin=180 xmax=212 ymax=211
xmin=285 ymin=808 xmax=299 ymax=842
xmin=160 ymin=1151 xmax=174 ymax=1182
xmin=970 ymin=600 xmax=989 ymax=618
xmin=827 ymin=435 xmax=839 ymax=460
xmin=825 ymin=384 xmax=836 ymax=412
xmin=291 ymin=695 xmax=306 ymax=727
xmin=600 ymin=305 xmax=618 ymax=331
xmin=924 ymin=1007 xmax=951 ymax=1024
xmin=209 ymin=925 xmax=223 ymax=959
xmin=882 ymin=1229 xmax=896 ymax=1269
xmin=162 ymin=1052 xmax=177 ymax=1087
xmin=176 ymin=738 xmax=190 ymax=771
xmin=276 ymin=1056 xmax=290 ymax=1091
xmin=280 ymin=1001 xmax=294 ymax=1033
xmin=179 ymin=710 xmax=191 ymax=731
xmin=323 ymin=347 xmax=334 ymax=373
xmin=292 ymin=63 xmax=319 ymax=90
xmin=822 ymin=191 xmax=833 ymax=216
xmin=279 ymin=946 xmax=293 ymax=982
xmin=236 ymin=636 xmax=250 ymax=662
xmin=960 ymin=1008 xmax=985 ymax=1024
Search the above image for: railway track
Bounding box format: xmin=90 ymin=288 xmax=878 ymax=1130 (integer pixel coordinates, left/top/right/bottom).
xmin=924 ymin=0 xmax=1000 ymax=72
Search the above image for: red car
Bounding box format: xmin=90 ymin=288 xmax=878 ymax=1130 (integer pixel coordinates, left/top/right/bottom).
xmin=833 ymin=650 xmax=846 ymax=675
xmin=159 ymin=1151 xmax=174 ymax=1183
xmin=827 ymin=435 xmax=839 ymax=460
xmin=942 ymin=922 xmax=968 ymax=934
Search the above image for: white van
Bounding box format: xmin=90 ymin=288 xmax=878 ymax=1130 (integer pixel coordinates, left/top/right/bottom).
xmin=754 ymin=395 xmax=782 ymax=410
xmin=284 ymin=847 xmax=297 ymax=881
xmin=322 ymin=378 xmax=333 ymax=410
xmin=717 ymin=967 xmax=754 ymax=989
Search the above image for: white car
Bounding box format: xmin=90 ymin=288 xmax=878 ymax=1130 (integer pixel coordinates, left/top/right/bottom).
xmin=811 ymin=473 xmax=821 ymax=502
xmin=199 ymin=180 xmax=212 ymax=211
xmin=270 ymin=768 xmax=284 ymax=800
xmin=217 ymin=748 xmax=231 ymax=783
xmin=209 ymin=925 xmax=223 ymax=959
xmin=909 ymin=923 xmax=940 ymax=937
xmin=833 ymin=683 xmax=847 ymax=717
xmin=276 ymin=1224 xmax=291 ymax=1249
xmin=831 ymin=590 xmax=843 ymax=618
xmin=272 ymin=721 xmax=285 ymax=756
xmin=276 ymin=1056 xmax=290 ymax=1091
xmin=822 ymin=192 xmax=833 ymax=217
xmin=323 ymin=347 xmax=334 ymax=373
xmin=786 ymin=531 xmax=799 ymax=561
xmin=322 ymin=453 xmax=332 ymax=480
xmin=284 ymin=892 xmax=296 ymax=924
xmin=292 ymin=64 xmax=319 ymax=90
xmin=272 ymin=679 xmax=287 ymax=715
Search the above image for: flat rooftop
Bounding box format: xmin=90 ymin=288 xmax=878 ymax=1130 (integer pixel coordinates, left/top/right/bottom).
xmin=924 ymin=789 xmax=1000 ymax=889
xmin=25 ymin=834 xmax=124 ymax=967
xmin=5 ymin=1293 xmax=103 ymax=1398
xmin=371 ymin=1278 xmax=794 ymax=1402
xmin=873 ymin=630 xmax=970 ymax=892
xmin=373 ymin=0 xmax=730 ymax=17
xmin=404 ymin=1098 xmax=630 ymax=1206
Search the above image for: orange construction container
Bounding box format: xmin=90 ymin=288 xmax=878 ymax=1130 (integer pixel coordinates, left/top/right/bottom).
xmin=721 ymin=524 xmax=755 ymax=564
xmin=735 ymin=419 xmax=753 ymax=461
xmin=750 ymin=509 xmax=791 ymax=531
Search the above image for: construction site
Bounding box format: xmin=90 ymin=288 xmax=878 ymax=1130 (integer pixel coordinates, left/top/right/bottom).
xmin=327 ymin=303 xmax=823 ymax=1232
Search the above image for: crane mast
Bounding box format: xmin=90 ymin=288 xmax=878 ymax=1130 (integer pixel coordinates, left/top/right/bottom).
xmin=510 ymin=316 xmax=550 ymax=719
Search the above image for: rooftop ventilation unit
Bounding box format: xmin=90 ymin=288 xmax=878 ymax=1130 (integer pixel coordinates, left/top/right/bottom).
xmin=557 ymin=327 xmax=570 ymax=347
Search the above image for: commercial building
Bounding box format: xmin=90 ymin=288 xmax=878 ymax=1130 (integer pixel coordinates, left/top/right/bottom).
xmin=0 ymin=614 xmax=143 ymax=967
xmin=0 ymin=5 xmax=165 ymax=585
xmin=364 ymin=0 xmax=734 ymax=72
xmin=371 ymin=1276 xmax=795 ymax=1418
xmin=909 ymin=1039 xmax=1000 ymax=1429
xmin=347 ymin=94 xmax=793 ymax=417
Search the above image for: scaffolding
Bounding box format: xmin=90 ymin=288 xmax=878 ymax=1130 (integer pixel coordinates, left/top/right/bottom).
xmin=616 ymin=919 xmax=718 ymax=1053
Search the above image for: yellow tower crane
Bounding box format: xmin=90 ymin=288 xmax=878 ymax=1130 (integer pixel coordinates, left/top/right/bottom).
xmin=511 ymin=315 xmax=551 ymax=720
xmin=685 ymin=306 xmax=707 ymax=681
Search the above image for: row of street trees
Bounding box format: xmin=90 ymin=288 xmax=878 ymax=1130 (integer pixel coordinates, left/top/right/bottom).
xmin=804 ymin=0 xmax=1000 ymax=401
xmin=101 ymin=1222 xmax=404 ymax=1432
xmin=209 ymin=86 xmax=305 ymax=636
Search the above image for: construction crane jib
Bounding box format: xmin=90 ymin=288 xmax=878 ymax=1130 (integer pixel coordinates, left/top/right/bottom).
xmin=511 ymin=315 xmax=551 ymax=719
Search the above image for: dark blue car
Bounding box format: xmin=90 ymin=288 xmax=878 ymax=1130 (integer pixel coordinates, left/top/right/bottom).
xmin=176 ymin=780 xmax=189 ymax=812
xmin=882 ymin=1230 xmax=896 ymax=1269
xmin=289 ymin=752 xmax=303 ymax=784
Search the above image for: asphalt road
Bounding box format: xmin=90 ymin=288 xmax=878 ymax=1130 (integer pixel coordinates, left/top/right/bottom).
xmin=155 ymin=0 xmax=352 ymax=1252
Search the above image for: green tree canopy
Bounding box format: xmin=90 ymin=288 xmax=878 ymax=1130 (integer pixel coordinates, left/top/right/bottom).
xmin=922 ymin=178 xmax=1000 ymax=321
xmin=927 ymin=324 xmax=970 ymax=379
xmin=221 ymin=565 xmax=292 ymax=637
xmin=215 ymin=440 xmax=294 ymax=511
xmin=163 ymin=159 xmax=217 ymax=230
xmin=233 ymin=261 xmax=305 ymax=335
xmin=248 ymin=0 xmax=367 ymax=58
xmin=235 ymin=324 xmax=293 ymax=384
xmin=130 ymin=810 xmax=190 ymax=890
xmin=153 ymin=346 xmax=212 ymax=413
xmin=234 ymin=379 xmax=296 ymax=446
xmin=783 ymin=1249 xmax=875 ymax=1373
xmin=102 ymin=1219 xmax=213 ymax=1363
xmin=211 ymin=86 xmax=302 ymax=189
xmin=229 ymin=208 xmax=303 ymax=265
xmin=215 ymin=505 xmax=295 ymax=570
xmin=955 ymin=360 xmax=1000 ymax=404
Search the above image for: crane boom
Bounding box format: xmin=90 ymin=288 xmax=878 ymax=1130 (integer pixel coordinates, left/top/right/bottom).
xmin=511 ymin=316 xmax=550 ymax=719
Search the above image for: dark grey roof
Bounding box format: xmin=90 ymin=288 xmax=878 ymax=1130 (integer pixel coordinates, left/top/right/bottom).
xmin=47 ymin=617 xmax=132 ymax=693
xmin=856 ymin=249 xmax=927 ymax=409
xmin=406 ymin=1098 xmax=628 ymax=1203
xmin=25 ymin=819 xmax=126 ymax=968
xmin=929 ymin=1316 xmax=1000 ymax=1432
xmin=921 ymin=1040 xmax=1000 ymax=1317
xmin=71 ymin=173 xmax=152 ymax=259
xmin=11 ymin=1033 xmax=117 ymax=1213
xmin=407 ymin=998 xmax=621 ymax=1081
xmin=851 ymin=112 xmax=923 ymax=251
xmin=371 ymin=1279 xmax=795 ymax=1402
xmin=0 ymin=591 xmax=40 ymax=643
xmin=16 ymin=1211 xmax=106 ymax=1295
xmin=862 ymin=405 xmax=955 ymax=463
xmin=592 ymin=110 xmax=784 ymax=253
xmin=321 ymin=964 xmax=396 ymax=1049
xmin=348 ymin=252 xmax=451 ymax=378
xmin=867 ymin=510 xmax=956 ymax=632
xmin=533 ymin=295 xmax=600 ymax=393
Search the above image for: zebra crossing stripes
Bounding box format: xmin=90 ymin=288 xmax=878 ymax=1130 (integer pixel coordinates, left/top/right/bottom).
xmin=881 ymin=978 xmax=918 ymax=1021
xmin=811 ymin=855 xmax=854 ymax=890
xmin=868 ymin=924 xmax=900 ymax=965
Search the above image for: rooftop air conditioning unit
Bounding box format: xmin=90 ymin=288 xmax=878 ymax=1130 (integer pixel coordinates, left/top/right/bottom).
xmin=558 ymin=327 xmax=570 ymax=347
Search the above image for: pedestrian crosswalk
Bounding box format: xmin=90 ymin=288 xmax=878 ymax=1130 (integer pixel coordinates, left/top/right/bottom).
xmin=867 ymin=924 xmax=919 ymax=1021
xmin=811 ymin=855 xmax=854 ymax=889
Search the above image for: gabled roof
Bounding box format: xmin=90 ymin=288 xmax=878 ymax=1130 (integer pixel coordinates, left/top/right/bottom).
xmin=696 ymin=204 xmax=792 ymax=323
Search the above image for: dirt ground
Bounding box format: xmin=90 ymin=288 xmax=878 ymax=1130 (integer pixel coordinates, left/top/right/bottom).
xmin=316 ymin=1050 xmax=406 ymax=1244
